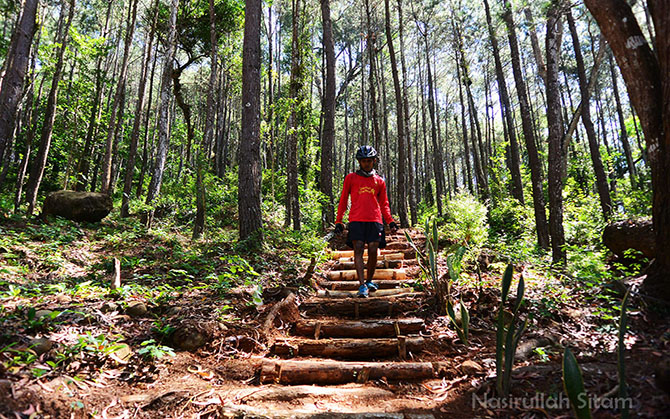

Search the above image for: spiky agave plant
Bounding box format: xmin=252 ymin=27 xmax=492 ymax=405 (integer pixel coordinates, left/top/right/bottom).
xmin=496 ymin=263 xmax=527 ymax=396
xmin=563 ymin=347 xmax=592 ymax=419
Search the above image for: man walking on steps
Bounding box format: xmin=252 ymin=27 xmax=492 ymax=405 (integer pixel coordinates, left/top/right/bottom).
xmin=334 ymin=145 xmax=398 ymax=297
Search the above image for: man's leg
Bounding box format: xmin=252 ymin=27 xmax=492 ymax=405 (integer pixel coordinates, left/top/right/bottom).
xmin=353 ymin=240 xmax=366 ymax=285
xmin=366 ymin=241 xmax=379 ymax=283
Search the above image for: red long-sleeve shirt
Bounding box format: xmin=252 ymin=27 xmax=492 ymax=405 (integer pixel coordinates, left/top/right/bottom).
xmin=336 ymin=172 xmax=394 ymax=224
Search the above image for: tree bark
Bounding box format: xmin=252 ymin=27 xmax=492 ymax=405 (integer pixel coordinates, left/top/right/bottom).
xmin=122 ymin=0 xmax=158 ymax=217
xmin=145 ymin=0 xmax=179 ymax=225
xmin=320 ymin=0 xmax=335 ymax=228
xmin=0 ymin=0 xmax=38 ymax=164
xmin=483 ymin=0 xmax=524 ymax=204
xmin=238 ymin=0 xmax=263 ymax=241
xmin=502 ymin=0 xmax=550 ymax=249
xmin=25 ymin=0 xmax=76 ymax=215
xmin=566 ymin=9 xmax=612 ymax=219
xmin=286 ymin=0 xmax=302 ymax=230
xmin=583 ymin=0 xmax=670 ymax=299
xmin=101 ymin=0 xmax=137 ymax=194
xmin=545 ymin=1 xmax=566 ymax=264
xmin=608 ymin=51 xmax=637 ymax=189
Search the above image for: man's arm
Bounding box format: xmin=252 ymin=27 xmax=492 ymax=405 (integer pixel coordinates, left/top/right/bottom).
xmin=335 ymin=174 xmax=352 ymax=224
xmin=377 ymin=178 xmax=394 ymax=225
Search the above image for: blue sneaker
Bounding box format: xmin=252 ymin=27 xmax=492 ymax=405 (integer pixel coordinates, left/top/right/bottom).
xmin=357 ymin=283 xmax=369 ymax=298
xmin=365 ymin=281 xmax=379 ymax=292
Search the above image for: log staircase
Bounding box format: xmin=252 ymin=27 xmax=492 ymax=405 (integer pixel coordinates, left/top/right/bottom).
xmin=260 ymin=231 xmax=443 ymax=387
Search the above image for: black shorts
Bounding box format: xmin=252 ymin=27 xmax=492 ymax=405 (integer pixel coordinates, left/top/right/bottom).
xmin=346 ymin=221 xmax=387 ymax=249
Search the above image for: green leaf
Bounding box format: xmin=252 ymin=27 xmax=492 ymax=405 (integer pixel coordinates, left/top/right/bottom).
xmin=460 ymin=300 xmax=469 ymax=344
xmin=501 ymin=263 xmax=513 ymax=305
xmin=513 ymin=276 xmax=525 ymax=313
xmin=432 ymin=220 xmax=438 ymax=251
xmin=563 ymin=347 xmax=592 ymax=419
xmin=618 ymin=288 xmax=630 ymax=419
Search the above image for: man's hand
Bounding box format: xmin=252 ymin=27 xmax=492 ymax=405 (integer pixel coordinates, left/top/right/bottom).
xmin=334 ymin=223 xmax=344 ymax=235
xmin=389 ymin=222 xmax=398 ymax=233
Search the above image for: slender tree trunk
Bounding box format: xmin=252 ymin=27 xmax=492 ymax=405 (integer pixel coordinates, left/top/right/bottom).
xmin=384 ymin=0 xmax=408 ymax=227
xmin=0 ymin=0 xmax=38 ymax=163
xmin=101 ymin=0 xmax=137 ymax=194
xmin=320 ymin=0 xmax=335 ymax=228
xmin=455 ymin=51 xmax=473 ymax=194
xmin=137 ymin=42 xmax=159 ymax=198
xmin=502 ymin=0 xmax=550 ymax=249
xmin=145 ymin=0 xmax=179 ymax=226
xmin=420 ymin=27 xmax=444 ymax=215
xmin=545 ymin=1 xmax=566 ymax=264
xmin=122 ymin=0 xmax=157 ymax=217
xmin=524 ymin=7 xmax=546 ymax=82
xmin=397 ymin=0 xmax=416 ymax=225
xmin=566 ymin=9 xmax=612 ymax=218
xmin=286 ymin=0 xmax=302 ymax=230
xmin=193 ymin=0 xmax=218 ymax=239
xmin=483 ymin=0 xmax=524 ymax=204
xmin=25 ymin=0 xmax=75 ymax=215
xmin=608 ymin=51 xmax=637 ymax=189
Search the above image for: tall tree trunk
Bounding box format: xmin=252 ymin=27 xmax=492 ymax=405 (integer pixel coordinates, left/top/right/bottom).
xmin=420 ymin=27 xmax=444 ymax=215
xmin=193 ymin=0 xmax=218 ymax=239
xmin=365 ymin=0 xmax=382 ymax=155
xmin=122 ymin=0 xmax=158 ymax=217
xmin=584 ymin=0 xmax=670 ymax=300
xmin=524 ymin=7 xmax=546 ymax=82
xmin=320 ymin=0 xmax=335 ymax=228
xmin=267 ymin=4 xmax=275 ymax=201
xmin=286 ymin=0 xmax=302 ymax=230
xmin=455 ymin=52 xmax=473 ymax=194
xmin=384 ymin=0 xmax=408 ymax=227
xmin=25 ymin=0 xmax=75 ymax=215
xmin=483 ymin=0 xmax=524 ymax=204
xmin=545 ymin=1 xmax=566 ymax=264
xmin=76 ymin=0 xmax=113 ymax=191
xmin=397 ymin=0 xmax=416 ymax=225
xmin=502 ymin=0 xmax=550 ymax=249
xmin=101 ymin=0 xmax=137 ymax=194
xmin=145 ymin=0 xmax=179 ymax=226
xmin=238 ymin=0 xmax=263 ymax=241
xmin=0 ymin=0 xmax=38 ymax=164
xmin=566 ymin=9 xmax=612 ymax=219
xmin=608 ymin=51 xmax=637 ymax=189
xmin=137 ymin=42 xmax=159 ymax=198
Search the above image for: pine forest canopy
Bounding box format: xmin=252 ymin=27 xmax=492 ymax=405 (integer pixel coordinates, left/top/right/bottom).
xmin=0 ymin=0 xmax=667 ymax=298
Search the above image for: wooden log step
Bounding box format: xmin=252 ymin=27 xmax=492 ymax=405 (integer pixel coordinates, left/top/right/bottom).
xmin=319 ymin=279 xmax=413 ymax=290
xmin=327 ymin=268 xmax=406 ymax=281
xmin=238 ymin=385 xmax=394 ymax=401
xmin=333 ymin=260 xmax=403 ymax=270
xmin=271 ymin=336 xmax=424 ymax=359
xmin=300 ymin=294 xmax=425 ymax=318
xmin=260 ymin=359 xmax=440 ymax=385
xmin=337 ymin=253 xmax=405 ymax=263
xmin=330 ymin=249 xmax=405 ymax=260
xmin=316 ymin=288 xmax=414 ymax=299
xmin=294 ymin=318 xmax=424 ymax=338
xmin=384 ymin=242 xmax=412 ymax=250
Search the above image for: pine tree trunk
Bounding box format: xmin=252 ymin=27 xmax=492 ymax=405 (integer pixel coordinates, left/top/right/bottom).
xmin=122 ymin=0 xmax=157 ymax=217
xmin=384 ymin=0 xmax=408 ymax=227
xmin=483 ymin=0 xmax=523 ymax=204
xmin=502 ymin=0 xmax=550 ymax=249
xmin=286 ymin=0 xmax=302 ymax=231
xmin=0 ymin=0 xmax=38 ymax=164
xmin=238 ymin=0 xmax=263 ymax=241
xmin=455 ymin=52 xmax=473 ymax=194
xmin=101 ymin=0 xmax=137 ymax=194
xmin=145 ymin=0 xmax=179 ymax=225
xmin=397 ymin=0 xmax=416 ymax=225
xmin=320 ymin=0 xmax=335 ymax=227
xmin=545 ymin=1 xmax=566 ymax=263
xmin=421 ymin=29 xmax=444 ymax=215
xmin=608 ymin=52 xmax=637 ymax=189
xmin=25 ymin=0 xmax=75 ymax=215
xmin=193 ymin=0 xmax=219 ymax=239
xmin=566 ymin=9 xmax=612 ymax=219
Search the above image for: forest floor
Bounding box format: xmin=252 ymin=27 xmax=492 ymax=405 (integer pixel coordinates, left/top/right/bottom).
xmin=0 ymin=215 xmax=669 ymax=418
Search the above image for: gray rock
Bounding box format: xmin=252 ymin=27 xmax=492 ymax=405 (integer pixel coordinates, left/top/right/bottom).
xmin=171 ymin=324 xmax=210 ymax=351
xmin=101 ymin=302 xmax=119 ymax=313
xmin=30 ymin=338 xmax=53 ymax=355
xmin=42 ymin=190 xmax=112 ymax=222
xmin=34 ymin=309 xmax=54 ymax=320
xmin=461 ymin=360 xmax=484 ymax=375
xmin=126 ymin=301 xmax=148 ymax=318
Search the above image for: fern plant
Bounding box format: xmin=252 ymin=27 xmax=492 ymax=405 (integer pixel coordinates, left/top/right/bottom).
xmin=496 ymin=263 xmax=527 ymax=396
